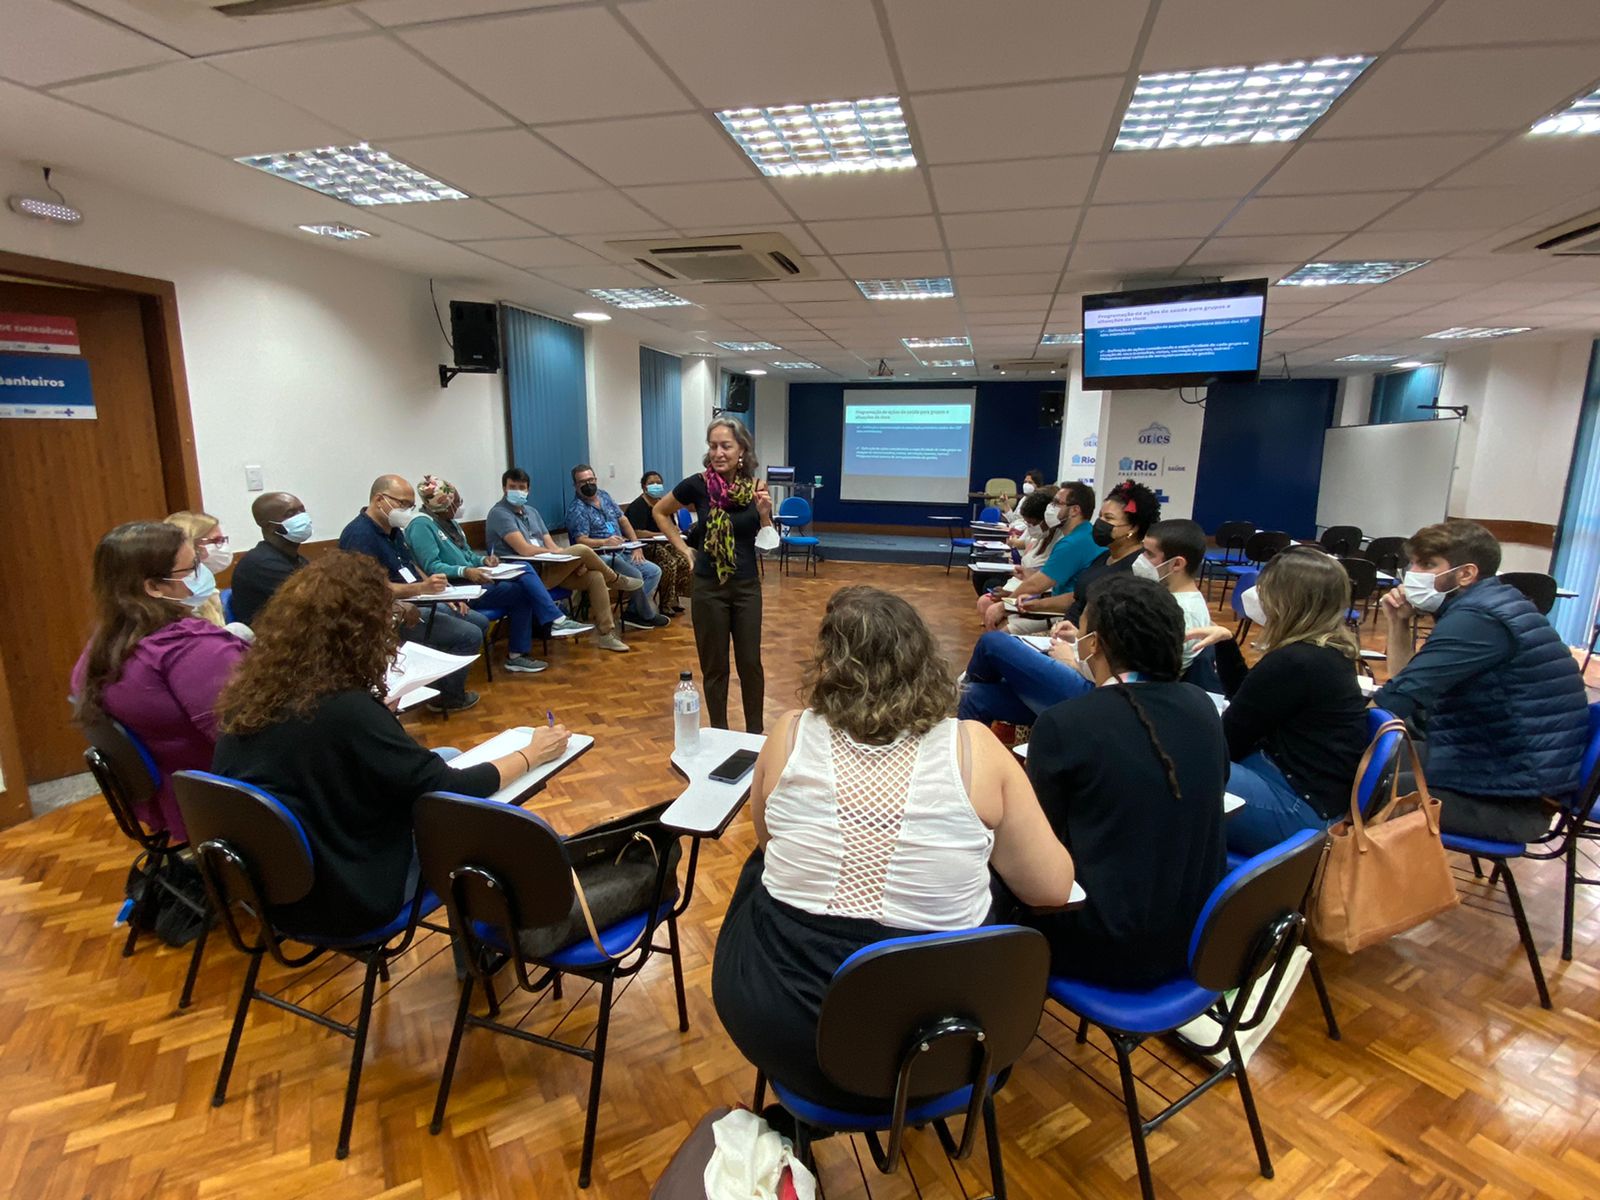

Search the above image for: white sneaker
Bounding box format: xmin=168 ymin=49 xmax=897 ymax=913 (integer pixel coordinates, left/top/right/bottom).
xmin=596 ymin=632 xmax=631 ymax=653
xmin=550 ymin=615 xmax=594 ymax=637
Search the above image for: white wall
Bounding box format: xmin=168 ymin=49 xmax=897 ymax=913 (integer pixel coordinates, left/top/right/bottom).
xmin=753 ymin=376 xmax=788 ymax=471
xmin=1334 ymin=374 xmax=1374 ymax=426
xmin=1439 ymin=336 xmax=1592 ymax=572
xmin=680 ymin=356 xmax=717 ymax=478
xmin=1059 ymin=360 xmax=1100 ymax=485
xmin=0 ymin=155 xmax=503 ymax=542
xmin=584 ymin=321 xmax=644 ymax=498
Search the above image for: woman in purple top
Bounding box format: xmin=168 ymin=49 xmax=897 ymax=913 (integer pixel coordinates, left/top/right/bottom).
xmin=71 ymin=521 xmax=249 ymax=841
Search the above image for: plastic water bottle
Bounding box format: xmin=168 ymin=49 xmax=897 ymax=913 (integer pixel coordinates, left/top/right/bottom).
xmin=674 ymin=671 xmax=701 ymax=755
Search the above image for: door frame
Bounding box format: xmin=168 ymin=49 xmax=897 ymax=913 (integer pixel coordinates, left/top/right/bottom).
xmin=0 ymin=251 xmax=202 ymax=828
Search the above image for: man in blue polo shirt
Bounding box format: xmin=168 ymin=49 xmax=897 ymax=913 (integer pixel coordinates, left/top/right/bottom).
xmin=565 ymin=462 xmax=667 ymax=630
xmin=339 ymin=473 xmax=485 ymax=713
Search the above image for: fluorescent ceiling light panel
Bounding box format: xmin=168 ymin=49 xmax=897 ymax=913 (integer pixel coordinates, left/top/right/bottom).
xmin=1115 ymin=55 xmax=1375 ymax=151
xmin=902 ymin=336 xmax=970 ymax=350
xmin=717 ymin=97 xmax=915 ymax=177
xmin=572 ymin=311 xmax=612 ymax=322
xmin=236 ymin=143 xmax=467 ymax=206
xmin=1335 ymin=353 xmax=1401 ymax=362
xmin=772 ymin=361 xmax=820 ymax=370
xmin=1423 ymin=326 xmax=1534 ymax=340
xmin=924 ymin=359 xmax=975 ymax=368
xmin=297 ymin=223 xmax=372 ymax=240
xmin=1532 ymin=84 xmax=1600 ymax=136
xmin=1040 ymin=332 xmax=1082 ymax=345
xmin=746 ymin=368 xmax=768 ymax=375
xmin=1277 ymin=260 xmax=1428 ymax=286
xmin=713 ymin=341 xmax=781 ymax=351
xmin=855 ymin=277 xmax=954 ymax=300
xmin=1391 ymin=361 xmax=1431 ymax=369
xmin=585 ymin=287 xmax=691 ymax=309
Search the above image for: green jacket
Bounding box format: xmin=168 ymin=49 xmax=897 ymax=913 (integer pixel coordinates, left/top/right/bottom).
xmin=405 ymin=514 xmax=485 ymax=582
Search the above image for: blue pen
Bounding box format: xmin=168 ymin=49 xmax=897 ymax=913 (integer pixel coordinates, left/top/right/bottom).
xmin=547 ymin=709 xmax=555 ymax=728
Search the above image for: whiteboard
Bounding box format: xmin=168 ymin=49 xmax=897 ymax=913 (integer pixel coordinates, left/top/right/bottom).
xmin=1316 ymin=420 xmax=1461 ymax=539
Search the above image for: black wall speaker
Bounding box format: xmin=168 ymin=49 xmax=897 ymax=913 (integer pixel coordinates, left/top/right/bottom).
xmin=1039 ymin=387 xmax=1065 ymax=428
xmin=723 ymin=373 xmax=753 ymax=413
xmin=450 ymin=301 xmax=501 ymax=370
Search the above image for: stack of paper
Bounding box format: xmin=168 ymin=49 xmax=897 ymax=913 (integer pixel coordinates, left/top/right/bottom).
xmin=482 ymin=563 xmax=527 ymax=580
xmin=1013 ymin=634 xmax=1053 ymax=653
xmin=449 ymin=728 xmax=597 ymax=804
xmin=386 ymin=644 xmax=480 ymax=704
xmin=420 ymin=584 xmax=484 ymax=602
xmin=969 ymin=561 xmax=1014 ymax=575
xmin=976 ymin=539 xmax=1011 ymax=550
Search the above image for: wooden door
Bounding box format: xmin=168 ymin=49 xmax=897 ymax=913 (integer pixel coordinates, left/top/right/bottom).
xmin=0 ymin=281 xmax=172 ymax=782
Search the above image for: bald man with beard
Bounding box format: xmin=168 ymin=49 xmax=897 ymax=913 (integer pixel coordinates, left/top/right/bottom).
xmin=339 ymin=474 xmax=486 ymax=713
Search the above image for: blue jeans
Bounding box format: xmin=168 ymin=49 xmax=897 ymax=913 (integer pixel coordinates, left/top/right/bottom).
xmin=472 ymin=572 xmax=562 ymax=654
xmin=957 ymin=631 xmax=1091 ymax=724
xmin=610 ymin=553 xmax=662 ymax=619
xmin=1226 ymin=751 xmax=1333 ymax=856
xmin=405 ymin=605 xmax=485 ymax=702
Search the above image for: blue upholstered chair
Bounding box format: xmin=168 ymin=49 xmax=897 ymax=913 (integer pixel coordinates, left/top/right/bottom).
xmin=777 ymin=495 xmax=820 ymax=576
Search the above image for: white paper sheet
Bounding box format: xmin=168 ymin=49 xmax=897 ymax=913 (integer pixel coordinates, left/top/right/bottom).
xmin=385 ymin=644 xmax=480 ymax=703
xmin=450 ymin=728 xmax=597 ymax=805
xmin=482 ymin=563 xmax=527 ymax=579
xmin=420 ymin=584 xmax=485 ymax=602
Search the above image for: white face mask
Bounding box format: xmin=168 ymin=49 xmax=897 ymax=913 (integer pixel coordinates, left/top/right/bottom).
xmin=386 ymin=503 xmax=418 ymax=531
xmin=754 ymin=525 xmax=780 ymax=552
xmin=1043 ymin=505 xmax=1063 ymax=529
xmin=1241 ymin=585 xmax=1267 ymax=626
xmin=1072 ymin=633 xmax=1098 ymax=683
xmin=1131 ymin=553 xmax=1170 ymax=584
xmin=1402 ymin=568 xmax=1459 ymax=613
xmin=201 ymin=541 xmax=233 ymax=573
xmin=1021 ymin=482 xmax=1036 ymax=495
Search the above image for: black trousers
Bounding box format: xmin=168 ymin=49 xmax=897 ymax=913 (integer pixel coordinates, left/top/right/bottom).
xmin=692 ymin=572 xmax=764 ymax=732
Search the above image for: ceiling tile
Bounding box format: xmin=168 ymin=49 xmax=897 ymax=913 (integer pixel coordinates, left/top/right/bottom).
xmin=965 ymin=294 xmax=1053 ymax=313
xmin=807 ymin=216 xmax=943 ymax=254
xmin=930 ymin=156 xmax=1097 ymax=213
xmin=759 ymin=281 xmax=865 ymax=303
xmin=75 ymin=0 xmax=368 ymax=57
xmin=832 ymin=251 xmax=952 ymax=277
xmin=950 ymin=246 xmax=1067 ymax=274
xmin=623 ymin=180 xmax=791 ymax=227
xmin=378 ymin=199 xmax=543 ymax=240
xmin=1406 ymin=0 xmax=1600 ymax=47
xmin=957 ymin=273 xmax=1063 ymax=296
xmin=535 ymin=264 xmax=658 ymax=289
xmin=214 ymin=35 xmax=505 ymax=139
xmin=357 ymin=0 xmax=572 ymax=24
xmin=1079 ymin=199 xmax=1237 ymax=242
xmin=619 ymin=0 xmax=895 ymax=108
xmin=911 ymin=79 xmax=1126 ymax=163
xmin=1443 ymin=138 xmax=1600 ymax=197
xmin=1368 ymin=187 xmax=1562 ymax=232
xmin=539 ymin=115 xmax=753 ymax=186
xmin=771 ymin=172 xmax=932 ymax=221
xmin=380 ymin=129 xmax=601 ymax=196
xmin=1141 ymin=0 xmax=1430 ymax=72
xmin=886 ymin=0 xmax=1142 ymax=90
xmin=1320 ymin=228 xmax=1497 ymax=259
xmin=1070 ymin=239 xmax=1202 ymax=272
xmin=567 ymin=229 xmax=677 ymax=259
xmin=1398 ymin=257 xmax=1544 ymax=284
xmin=53 ymin=62 xmax=351 ymax=157
xmin=1316 ymin=46 xmax=1600 ymax=137
xmin=1093 ymin=144 xmax=1288 ymax=203
xmin=1223 ymin=191 xmax=1409 ymax=236
xmin=1262 ymin=134 xmax=1498 ymax=195
xmin=495 ymin=189 xmax=662 ymax=235
xmin=462 ymin=238 xmax=610 ymax=269
xmin=1187 ymin=234 xmax=1343 ymax=266
xmin=941 ymin=208 xmax=1078 ymax=248
xmin=399 ymin=7 xmax=691 ymax=124
xmin=2 ymin=0 xmax=178 ymax=87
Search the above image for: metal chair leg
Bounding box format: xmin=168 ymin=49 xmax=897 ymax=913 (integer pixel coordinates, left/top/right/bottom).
xmin=752 ymin=1069 xmax=767 ymax=1112
xmin=1230 ymin=1035 xmax=1274 ymax=1180
xmin=1497 ymin=861 xmax=1552 ymax=1009
xmin=1075 ymin=1015 xmax=1089 ymax=1044
xmin=666 ymin=916 xmax=690 ymax=1033
xmin=577 ymin=976 xmax=615 ymax=1189
xmin=430 ymin=975 xmax=475 ymax=1135
xmin=212 ymin=953 xmax=262 ymax=1107
xmin=982 ymin=1090 xmax=1008 ymax=1200
xmin=1112 ymin=1035 xmax=1156 ymax=1200
xmin=335 ymin=956 xmax=383 ymax=1159
xmin=178 ymin=923 xmax=209 ymax=1011
xmin=1469 ymin=854 xmax=1485 ymax=879
xmin=1563 ymin=836 xmax=1579 ymax=962
xmin=1306 ymin=952 xmax=1340 ymax=1041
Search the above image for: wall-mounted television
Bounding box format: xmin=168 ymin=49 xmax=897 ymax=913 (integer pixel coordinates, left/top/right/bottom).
xmin=1081 ymin=278 xmax=1268 ymax=391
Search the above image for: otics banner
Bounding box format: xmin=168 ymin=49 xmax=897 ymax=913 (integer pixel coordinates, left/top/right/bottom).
xmin=1095 ymin=389 xmax=1206 ymax=519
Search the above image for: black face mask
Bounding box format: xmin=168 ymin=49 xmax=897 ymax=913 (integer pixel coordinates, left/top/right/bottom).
xmin=579 ymin=481 xmax=598 ymax=498
xmin=1091 ymin=519 xmax=1117 ymax=547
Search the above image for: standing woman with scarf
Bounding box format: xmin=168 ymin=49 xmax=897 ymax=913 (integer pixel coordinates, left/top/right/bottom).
xmin=654 ymin=418 xmax=774 ymax=732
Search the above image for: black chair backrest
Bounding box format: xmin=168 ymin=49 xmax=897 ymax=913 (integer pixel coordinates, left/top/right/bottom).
xmin=1188 ymin=829 xmax=1326 ymax=992
xmin=816 ymin=926 xmax=1048 ymax=1100
xmin=1337 ymin=555 xmax=1377 ymax=601
xmin=1244 ymin=530 xmax=1291 ymax=564
xmin=173 ymin=770 xmax=316 ymax=907
xmin=1320 ymin=525 xmax=1363 ymax=557
xmin=1364 ymin=536 xmax=1406 ymax=576
xmin=414 ymin=792 xmax=577 ymax=947
xmin=81 ymin=716 xmax=163 ymax=845
xmin=1500 ymin=572 xmax=1557 ymax=616
xmin=1214 ymin=521 xmax=1253 ymax=552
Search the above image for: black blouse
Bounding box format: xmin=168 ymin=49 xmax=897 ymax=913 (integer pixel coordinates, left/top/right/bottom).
xmin=672 ymin=472 xmax=760 ymax=580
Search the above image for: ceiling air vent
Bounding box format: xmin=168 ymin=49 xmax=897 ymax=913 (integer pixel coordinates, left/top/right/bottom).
xmin=990 ymin=358 xmax=1073 ymax=374
xmin=1497 ymin=207 xmax=1600 ymax=256
xmin=183 ymin=1 xmax=360 ymax=14
xmin=606 ymin=233 xmax=819 ymax=284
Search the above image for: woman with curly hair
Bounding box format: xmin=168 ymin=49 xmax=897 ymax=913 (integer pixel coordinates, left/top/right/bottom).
xmin=71 ymin=521 xmax=250 ymax=840
xmin=711 ymin=585 xmax=1073 ymax=1109
xmin=1023 ymin=574 xmax=1228 ymax=986
xmin=653 ymin=417 xmax=775 ymax=732
xmin=211 ymin=552 xmax=571 ymax=939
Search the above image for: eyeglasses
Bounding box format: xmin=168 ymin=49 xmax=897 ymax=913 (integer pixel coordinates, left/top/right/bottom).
xmin=379 ymin=493 xmax=413 ymax=507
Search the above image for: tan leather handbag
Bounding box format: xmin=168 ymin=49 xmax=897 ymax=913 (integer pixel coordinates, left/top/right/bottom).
xmin=1309 ymin=719 xmax=1459 ymax=953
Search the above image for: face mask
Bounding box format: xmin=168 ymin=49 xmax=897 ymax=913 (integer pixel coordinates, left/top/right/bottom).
xmin=646 ymin=483 xmax=664 ymax=499
xmin=1044 ymin=505 xmax=1063 ymax=529
xmin=1402 ymin=568 xmax=1458 ymax=613
xmin=1132 ymin=553 xmax=1168 ymax=583
xmin=579 ymin=481 xmax=599 ymax=498
xmin=506 ymin=489 xmax=529 ymax=507
xmin=179 ymin=563 xmax=217 ymax=608
xmin=276 ymin=512 xmax=313 ymax=543
xmin=1241 ymin=586 xmax=1267 ymax=626
xmin=1091 ymin=519 xmax=1117 ymax=547
xmin=1073 ymin=633 xmax=1099 ymax=684
xmin=1021 ymin=482 xmax=1036 ymax=495
xmin=201 ymin=542 xmax=233 ymax=573
xmin=386 ymin=502 xmax=418 ymax=531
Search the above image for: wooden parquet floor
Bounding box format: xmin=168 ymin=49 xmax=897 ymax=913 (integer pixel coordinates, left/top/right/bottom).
xmin=2 ymin=562 xmax=1598 ymax=1199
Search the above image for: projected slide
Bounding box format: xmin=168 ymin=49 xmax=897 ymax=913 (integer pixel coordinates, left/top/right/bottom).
xmin=1084 ymin=294 xmax=1265 ymax=381
xmin=840 ymin=389 xmax=976 ymax=504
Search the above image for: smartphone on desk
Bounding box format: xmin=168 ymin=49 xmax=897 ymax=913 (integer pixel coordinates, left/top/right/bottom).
xmin=708 ymin=749 xmax=759 ymax=784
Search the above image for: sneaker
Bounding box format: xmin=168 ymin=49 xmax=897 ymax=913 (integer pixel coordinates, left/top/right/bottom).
xmin=549 ymin=615 xmax=594 ymax=638
xmin=595 ymin=632 xmax=631 ymax=653
xmin=426 ymin=690 xmax=481 ymax=714
xmin=611 ymin=574 xmax=644 ymax=593
xmin=503 ymin=655 xmax=548 ymax=673
xmin=624 ymin=614 xmax=672 ymax=630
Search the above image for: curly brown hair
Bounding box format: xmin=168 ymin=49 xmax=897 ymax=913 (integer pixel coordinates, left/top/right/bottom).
xmin=800 ymin=585 xmax=957 ymax=744
xmin=216 ymin=552 xmax=399 ymax=734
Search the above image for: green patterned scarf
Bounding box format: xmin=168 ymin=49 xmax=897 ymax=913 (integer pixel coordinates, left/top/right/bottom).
xmin=703 ymin=470 xmax=755 ymax=583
